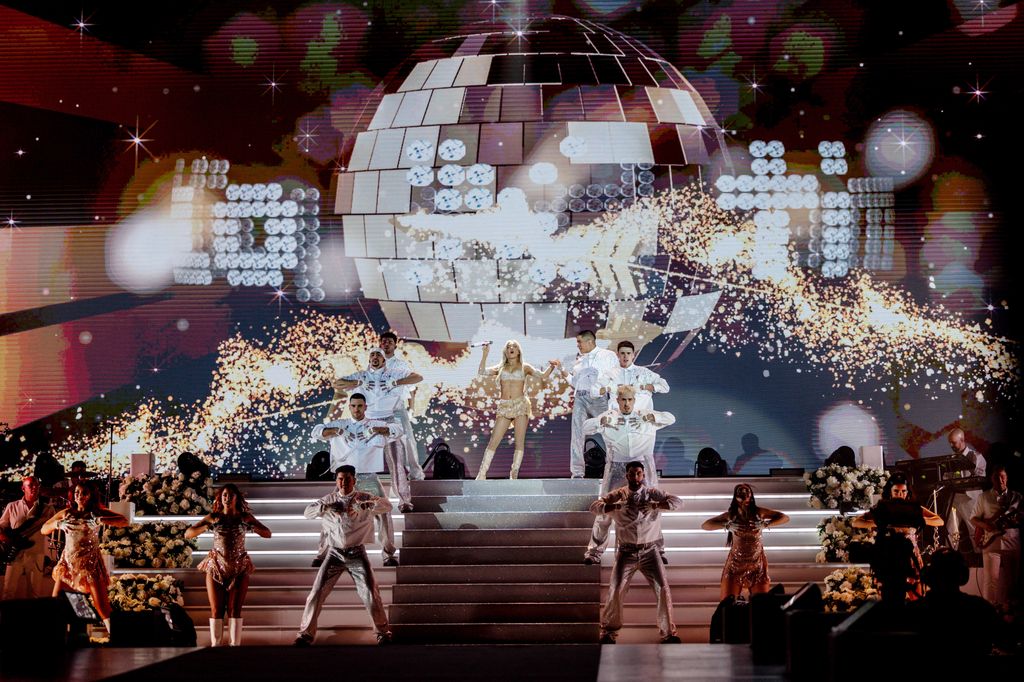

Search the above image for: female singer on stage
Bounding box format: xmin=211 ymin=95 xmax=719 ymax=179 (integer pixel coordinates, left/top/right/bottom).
xmin=852 ymin=472 xmax=942 ymax=598
xmin=476 ymin=340 xmax=559 ymax=479
xmin=701 ymin=483 xmax=789 ymax=600
xmin=41 ymin=481 xmax=129 ymax=635
xmin=186 ymin=484 xmax=272 ymax=646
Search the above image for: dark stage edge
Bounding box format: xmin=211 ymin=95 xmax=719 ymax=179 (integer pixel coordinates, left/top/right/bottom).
xmin=1 ymin=644 xmax=792 ymax=681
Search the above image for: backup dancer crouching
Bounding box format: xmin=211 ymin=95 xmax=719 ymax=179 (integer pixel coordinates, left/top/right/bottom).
xmin=475 ymin=340 xmax=558 ymax=479
xmin=592 ymin=460 xmax=682 ymax=644
xmin=311 ymin=392 xmax=403 ymax=566
xmin=582 ymin=385 xmax=675 ymax=565
xmin=294 ymin=465 xmax=393 ymax=646
xmin=334 ymin=347 xmax=422 ymax=512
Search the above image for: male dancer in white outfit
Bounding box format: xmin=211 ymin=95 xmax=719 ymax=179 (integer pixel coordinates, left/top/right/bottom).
xmin=971 ymin=466 xmax=1021 ymax=614
xmin=294 ymin=465 xmax=393 ymax=646
xmin=311 ymin=392 xmax=403 ymax=566
xmin=591 ymin=340 xmax=669 ymax=412
xmin=381 ymin=332 xmax=426 ymax=482
xmin=592 ymin=461 xmax=683 ymax=644
xmin=563 ymin=329 xmax=618 ymax=478
xmin=583 ymin=385 xmax=675 ymax=564
xmin=335 ymin=348 xmax=423 ymax=513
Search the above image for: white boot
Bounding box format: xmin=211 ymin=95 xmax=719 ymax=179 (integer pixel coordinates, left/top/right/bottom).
xmin=228 ymin=617 xmax=243 ymax=646
xmin=510 ymin=450 xmax=524 ymax=479
xmin=209 ymin=618 xmax=224 ymax=647
xmin=476 ymin=449 xmax=495 ymax=480
xmin=103 ymin=617 xmax=112 ymax=635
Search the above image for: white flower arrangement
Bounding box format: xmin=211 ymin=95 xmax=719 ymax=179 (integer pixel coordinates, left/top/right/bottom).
xmin=120 ymin=471 xmax=212 ymax=516
xmin=804 ymin=464 xmax=888 ymax=512
xmin=108 ymin=573 xmax=185 ymax=612
xmin=100 ymin=522 xmax=197 ymax=568
xmin=816 ymin=515 xmax=876 ymax=563
xmin=822 ymin=566 xmax=878 ymax=613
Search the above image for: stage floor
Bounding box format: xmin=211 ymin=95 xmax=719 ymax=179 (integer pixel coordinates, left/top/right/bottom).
xmin=0 ymin=644 xmax=787 ymax=681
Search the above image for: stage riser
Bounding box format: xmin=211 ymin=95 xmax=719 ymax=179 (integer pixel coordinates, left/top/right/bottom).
xmin=391 ymin=623 xmax=601 ymax=644
xmin=401 ymin=529 xmax=591 ymax=547
xmin=401 ymin=546 xmax=587 ymax=565
xmin=158 ymin=477 xmax=845 ymax=646
xmin=392 ymin=583 xmax=600 ymax=603
xmin=390 ymin=603 xmax=600 ymax=623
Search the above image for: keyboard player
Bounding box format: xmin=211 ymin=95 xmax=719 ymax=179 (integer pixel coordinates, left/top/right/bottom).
xmin=946 ymin=428 xmax=987 ymax=551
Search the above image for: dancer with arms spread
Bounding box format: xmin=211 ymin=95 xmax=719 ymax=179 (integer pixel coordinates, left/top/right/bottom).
xmin=186 ymin=484 xmax=272 ymax=646
xmin=476 ymin=340 xmax=559 ymax=479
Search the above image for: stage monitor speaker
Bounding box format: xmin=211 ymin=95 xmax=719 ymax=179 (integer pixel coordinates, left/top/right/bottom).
xmin=782 ymin=582 xmax=822 ymax=613
xmin=0 ymin=597 xmax=67 ymax=650
xmin=131 ymin=452 xmax=154 ymax=477
xmin=110 ymin=604 xmax=196 ymax=647
xmin=859 ymin=445 xmax=883 ymax=469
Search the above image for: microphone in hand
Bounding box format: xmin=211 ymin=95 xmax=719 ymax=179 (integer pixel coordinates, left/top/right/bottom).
xmin=469 ymin=341 xmax=493 ymax=348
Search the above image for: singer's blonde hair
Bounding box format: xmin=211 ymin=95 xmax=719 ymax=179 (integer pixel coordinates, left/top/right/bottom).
xmin=616 ymin=384 xmax=637 ymax=398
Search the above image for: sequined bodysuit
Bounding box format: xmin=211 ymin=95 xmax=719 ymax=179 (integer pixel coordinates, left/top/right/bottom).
xmin=52 ymin=514 xmax=109 ymax=593
xmin=197 ymin=515 xmax=255 ymax=588
xmin=722 ymin=517 xmax=769 ymax=588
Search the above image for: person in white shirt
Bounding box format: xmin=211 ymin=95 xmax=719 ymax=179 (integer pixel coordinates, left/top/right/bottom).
xmin=476 ymin=340 xmax=559 ymax=479
xmin=946 ymin=427 xmax=987 ymax=549
xmin=590 ymin=340 xmax=669 ymax=412
xmin=0 ymin=476 xmax=56 ymax=600
xmin=970 ymin=466 xmax=1021 ymax=614
xmin=582 ymin=385 xmax=675 ymax=564
xmin=380 ymin=332 xmax=426 ymax=482
xmin=563 ymin=329 xmax=619 ymax=478
xmin=311 ymin=392 xmax=403 ymax=566
xmin=294 ymin=465 xmax=393 ymax=646
xmin=334 ymin=347 xmax=423 ymax=513
xmin=591 ymin=461 xmax=683 ymax=644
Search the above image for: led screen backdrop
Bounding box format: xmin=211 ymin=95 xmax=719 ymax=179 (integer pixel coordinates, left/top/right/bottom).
xmin=0 ymin=0 xmax=1020 ymax=480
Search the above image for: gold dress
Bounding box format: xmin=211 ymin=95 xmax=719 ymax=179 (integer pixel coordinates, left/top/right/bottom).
xmin=722 ymin=518 xmax=769 ymax=588
xmin=196 ymin=515 xmax=255 ymax=589
xmin=52 ymin=514 xmax=109 ymax=593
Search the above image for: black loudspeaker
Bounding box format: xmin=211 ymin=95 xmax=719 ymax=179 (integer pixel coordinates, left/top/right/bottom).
xmin=0 ymin=597 xmax=67 ymax=650
xmin=750 ymin=586 xmax=788 ymax=664
xmin=110 ymin=605 xmax=196 ymax=647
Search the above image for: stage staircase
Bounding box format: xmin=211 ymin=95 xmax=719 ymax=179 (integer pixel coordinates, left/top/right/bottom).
xmin=131 ymin=476 xmax=845 ymax=645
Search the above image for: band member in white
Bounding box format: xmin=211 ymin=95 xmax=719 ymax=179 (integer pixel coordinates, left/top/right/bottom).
xmin=380 ymin=331 xmax=426 ymax=482
xmin=946 ymin=427 xmax=987 ymax=549
xmin=590 ymin=341 xmax=669 ymax=412
xmin=334 ymin=348 xmax=422 ymax=513
xmin=583 ymin=386 xmax=675 ymax=564
xmin=563 ymin=329 xmax=618 ymax=478
xmin=0 ymin=476 xmax=56 ymax=600
xmin=294 ymin=465 xmax=393 ymax=646
xmin=311 ymin=392 xmax=403 ymax=566
xmin=592 ymin=461 xmax=683 ymax=644
xmin=476 ymin=340 xmax=559 ymax=479
xmin=970 ymin=466 xmax=1021 ymax=614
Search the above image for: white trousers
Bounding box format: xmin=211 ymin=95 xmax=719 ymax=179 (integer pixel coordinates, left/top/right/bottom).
xmin=600 ymin=542 xmax=676 ymax=640
xmin=569 ymin=393 xmax=606 ymax=477
xmin=297 ymin=545 xmax=389 ymax=640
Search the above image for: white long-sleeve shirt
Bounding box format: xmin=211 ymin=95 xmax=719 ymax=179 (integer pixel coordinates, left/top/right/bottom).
xmin=342 ymin=366 xmax=412 ymax=419
xmin=589 ymin=484 xmax=683 ymax=546
xmin=305 ymin=490 xmax=392 ymax=550
xmin=311 ymin=418 xmax=403 ymax=473
xmin=385 ymin=354 xmax=414 ymax=406
xmin=583 ymin=409 xmax=675 ymax=464
xmin=590 ymin=364 xmax=670 ymax=411
xmin=562 ymin=347 xmax=618 ymax=394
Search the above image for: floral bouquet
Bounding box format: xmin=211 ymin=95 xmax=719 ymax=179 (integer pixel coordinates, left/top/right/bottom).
xmin=804 ymin=464 xmax=888 ymax=512
xmin=816 ymin=515 xmax=876 ymax=563
xmin=101 ymin=522 xmax=197 ymax=568
xmin=120 ymin=471 xmax=212 ymax=516
xmin=108 ymin=573 xmax=186 ymax=612
xmin=822 ymin=566 xmax=878 ymax=613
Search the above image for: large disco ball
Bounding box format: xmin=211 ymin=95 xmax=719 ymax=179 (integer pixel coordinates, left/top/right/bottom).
xmin=333 ymin=15 xmax=730 ymax=344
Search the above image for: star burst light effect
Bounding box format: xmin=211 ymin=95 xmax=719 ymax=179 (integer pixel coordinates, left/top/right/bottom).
xmin=11 ymin=188 xmax=1016 ymax=480
xmin=123 ymin=117 xmax=157 ymax=169
xmin=71 ymin=11 xmax=93 ymax=39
